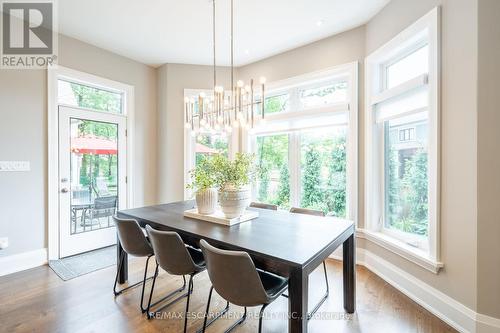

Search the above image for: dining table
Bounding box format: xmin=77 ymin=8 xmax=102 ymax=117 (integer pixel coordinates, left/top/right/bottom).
xmin=116 ymin=200 xmax=356 ymax=333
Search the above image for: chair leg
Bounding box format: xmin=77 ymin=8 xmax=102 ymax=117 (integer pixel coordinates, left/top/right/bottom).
xmin=139 ymin=255 xmax=152 ymax=312
xmin=200 ymin=286 xmax=231 ymax=333
xmin=147 ymin=270 xmax=188 ymax=319
xmin=258 ymin=304 xmax=268 ymax=333
xmin=114 ymin=254 xmax=154 ymax=297
xmin=281 ymin=261 xmax=330 ymax=319
xmin=202 ymin=286 xmax=214 ymax=333
xmin=182 ymin=275 xmax=196 ymax=333
xmin=307 ymin=260 xmax=329 ymax=320
xmin=223 ymin=306 xmax=247 ymax=333
xmin=146 ymin=263 xmax=160 ymax=318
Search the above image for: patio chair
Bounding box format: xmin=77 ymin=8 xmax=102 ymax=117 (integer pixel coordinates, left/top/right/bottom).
xmin=85 ymin=195 xmax=117 ymax=227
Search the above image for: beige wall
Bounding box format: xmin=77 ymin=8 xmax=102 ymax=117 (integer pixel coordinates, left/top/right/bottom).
xmin=365 ymin=0 xmax=479 ymax=311
xmin=477 ymin=0 xmax=500 ymax=319
xmin=0 ymin=35 xmax=157 ymax=256
xmin=157 ymin=64 xmax=231 ymax=203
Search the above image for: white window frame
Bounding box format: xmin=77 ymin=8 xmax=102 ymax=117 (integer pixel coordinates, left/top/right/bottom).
xmin=183 ymin=89 xmax=238 ymax=199
xmin=363 ymin=7 xmax=442 ymax=273
xmin=47 ymin=65 xmax=135 ymax=260
xmin=242 ymin=62 xmax=358 ymax=223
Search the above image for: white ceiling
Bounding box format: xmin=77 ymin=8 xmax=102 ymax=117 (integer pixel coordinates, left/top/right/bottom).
xmin=58 ymin=0 xmax=389 ymax=67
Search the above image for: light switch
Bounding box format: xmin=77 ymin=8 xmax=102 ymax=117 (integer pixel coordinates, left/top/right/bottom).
xmin=0 ymin=161 xmax=30 ymax=172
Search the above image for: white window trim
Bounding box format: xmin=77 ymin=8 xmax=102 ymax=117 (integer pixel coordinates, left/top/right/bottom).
xmin=47 ymin=65 xmax=135 ymax=260
xmin=364 ymin=7 xmax=442 ymax=272
xmin=183 ymin=89 xmax=238 ymax=200
xmin=242 ymin=62 xmax=358 ymax=224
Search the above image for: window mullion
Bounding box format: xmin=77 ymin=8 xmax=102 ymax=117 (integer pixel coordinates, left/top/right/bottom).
xmin=289 ymin=131 xmax=300 ymax=208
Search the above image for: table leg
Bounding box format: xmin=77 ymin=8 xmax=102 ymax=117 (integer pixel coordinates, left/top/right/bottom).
xmin=342 ymin=234 xmax=356 ymax=313
xmin=288 ymin=268 xmax=308 ymax=333
xmin=117 ymin=237 xmax=128 ymax=284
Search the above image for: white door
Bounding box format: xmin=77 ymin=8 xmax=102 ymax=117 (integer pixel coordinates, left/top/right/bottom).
xmin=58 ymin=106 xmax=127 ymax=258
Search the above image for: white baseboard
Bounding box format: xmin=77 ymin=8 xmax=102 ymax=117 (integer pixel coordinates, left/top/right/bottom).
xmin=476 ymin=313 xmax=500 ymax=333
xmin=0 ymin=248 xmax=48 ymax=277
xmin=329 ymin=247 xmax=500 ymax=333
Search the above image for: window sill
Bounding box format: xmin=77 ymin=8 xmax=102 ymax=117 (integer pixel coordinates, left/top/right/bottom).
xmin=356 ymin=228 xmax=444 ymax=274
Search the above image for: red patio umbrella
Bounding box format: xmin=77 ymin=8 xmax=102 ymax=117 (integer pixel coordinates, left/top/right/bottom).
xmin=196 ymin=143 xmax=219 ymax=154
xmin=71 ymin=135 xmax=118 ymax=155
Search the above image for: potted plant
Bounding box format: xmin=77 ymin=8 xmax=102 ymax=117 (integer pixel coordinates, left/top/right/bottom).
xmin=186 ymin=157 xmax=218 ymax=215
xmin=213 ymin=153 xmax=258 ymax=219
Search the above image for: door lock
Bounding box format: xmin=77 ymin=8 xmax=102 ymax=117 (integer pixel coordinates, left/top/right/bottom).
xmin=61 ymin=188 xmax=69 ymax=193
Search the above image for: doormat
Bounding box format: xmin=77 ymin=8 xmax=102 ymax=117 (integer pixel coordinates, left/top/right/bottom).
xmin=49 ymin=245 xmax=116 ymax=281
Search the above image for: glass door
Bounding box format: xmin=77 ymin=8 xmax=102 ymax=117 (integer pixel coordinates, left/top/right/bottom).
xmin=58 ymin=105 xmax=127 ymax=258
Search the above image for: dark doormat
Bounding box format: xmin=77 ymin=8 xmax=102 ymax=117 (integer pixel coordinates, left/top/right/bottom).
xmin=49 ymin=245 xmax=116 ymax=281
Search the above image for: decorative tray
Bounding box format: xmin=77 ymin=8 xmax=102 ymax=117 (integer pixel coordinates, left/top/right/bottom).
xmin=183 ymin=208 xmax=259 ymax=226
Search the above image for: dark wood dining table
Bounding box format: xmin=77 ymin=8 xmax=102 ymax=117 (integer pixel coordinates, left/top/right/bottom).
xmin=117 ymin=201 xmax=356 ymax=333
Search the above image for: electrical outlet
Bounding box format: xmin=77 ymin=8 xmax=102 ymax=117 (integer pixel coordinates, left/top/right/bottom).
xmin=0 ymin=161 xmax=30 ymax=172
xmin=0 ymin=237 xmax=8 ymax=250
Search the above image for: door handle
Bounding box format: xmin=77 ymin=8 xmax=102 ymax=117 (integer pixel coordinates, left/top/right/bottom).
xmin=61 ymin=188 xmax=69 ymax=193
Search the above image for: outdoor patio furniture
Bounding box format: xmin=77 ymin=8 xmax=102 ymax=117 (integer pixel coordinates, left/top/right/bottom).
xmin=84 ymin=195 xmax=117 ymax=228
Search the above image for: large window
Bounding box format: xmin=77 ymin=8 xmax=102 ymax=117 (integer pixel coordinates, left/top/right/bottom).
xmin=255 ymin=134 xmax=289 ymax=208
xmin=247 ymin=63 xmax=358 ymax=220
xmin=184 ymin=90 xmax=235 ymax=198
xmin=58 ymin=79 xmax=124 ymax=114
xmin=365 ymin=8 xmax=440 ymax=269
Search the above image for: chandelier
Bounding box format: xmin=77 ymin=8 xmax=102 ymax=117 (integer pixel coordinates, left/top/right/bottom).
xmin=184 ymin=0 xmax=266 ymax=137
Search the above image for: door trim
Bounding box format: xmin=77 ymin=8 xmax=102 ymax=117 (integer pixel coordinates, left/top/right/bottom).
xmin=47 ymin=65 xmax=135 ymax=260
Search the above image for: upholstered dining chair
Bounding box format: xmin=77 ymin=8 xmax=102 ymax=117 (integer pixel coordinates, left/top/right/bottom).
xmin=145 ymin=226 xmax=229 ymax=333
xmin=289 ymin=207 xmax=329 ymax=319
xmin=113 ymin=216 xmax=157 ymax=313
xmin=200 ymin=239 xmax=288 ymax=333
xmin=249 ymin=202 xmax=278 ymax=210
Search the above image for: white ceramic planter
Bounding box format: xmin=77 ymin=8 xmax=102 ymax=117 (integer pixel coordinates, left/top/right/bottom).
xmin=218 ymin=186 xmax=250 ymax=219
xmin=195 ymin=188 xmax=218 ymax=215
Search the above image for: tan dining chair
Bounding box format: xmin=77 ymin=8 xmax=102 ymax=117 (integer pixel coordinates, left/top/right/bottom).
xmin=200 ymin=239 xmax=288 ymax=333
xmin=145 ymin=225 xmax=229 ymax=332
xmin=113 ymin=216 xmax=157 ymax=313
xmin=289 ymin=207 xmax=329 ymax=319
xmin=250 ymin=202 xmax=278 ymax=210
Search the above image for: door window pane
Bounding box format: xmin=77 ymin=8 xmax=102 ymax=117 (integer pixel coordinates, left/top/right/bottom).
xmin=299 ymin=81 xmax=347 ymax=108
xmin=58 ymin=80 xmax=123 ymax=114
xmin=384 ymin=114 xmax=429 ymax=236
xmin=70 ymin=118 xmax=118 ymax=234
xmin=255 ymin=134 xmax=289 ymax=209
xmin=195 ymin=133 xmax=228 ymax=166
xmin=300 ymin=127 xmax=347 ymax=217
xmin=386 ymin=44 xmax=429 ymax=89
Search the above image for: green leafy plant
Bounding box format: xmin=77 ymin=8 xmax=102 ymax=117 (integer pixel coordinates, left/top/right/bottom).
xmin=212 ymin=153 xmax=259 ymax=191
xmin=186 ymin=156 xmax=217 ymax=192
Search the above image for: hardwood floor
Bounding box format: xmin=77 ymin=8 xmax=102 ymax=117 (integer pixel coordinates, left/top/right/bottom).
xmin=0 ymin=258 xmax=456 ymax=333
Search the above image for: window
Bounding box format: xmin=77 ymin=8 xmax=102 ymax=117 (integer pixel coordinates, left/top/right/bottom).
xmin=247 ymin=63 xmax=357 ymax=220
xmin=195 ymin=133 xmax=228 ymax=166
xmin=385 ymin=44 xmax=429 ymax=89
xmin=58 ymin=79 xmax=124 ymax=114
xmin=398 ymin=127 xmax=416 ymax=142
xmin=255 ymin=134 xmax=289 ymax=208
xmin=184 ymin=90 xmax=236 ymax=198
xmin=299 ymin=80 xmax=347 ymax=108
xmin=264 ymin=93 xmax=290 ymax=114
xmin=300 ymin=127 xmax=347 ymax=217
xmin=365 ymin=8 xmax=440 ymax=268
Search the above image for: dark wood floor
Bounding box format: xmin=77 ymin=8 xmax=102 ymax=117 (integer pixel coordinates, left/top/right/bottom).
xmin=0 ymin=257 xmax=456 ymax=333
